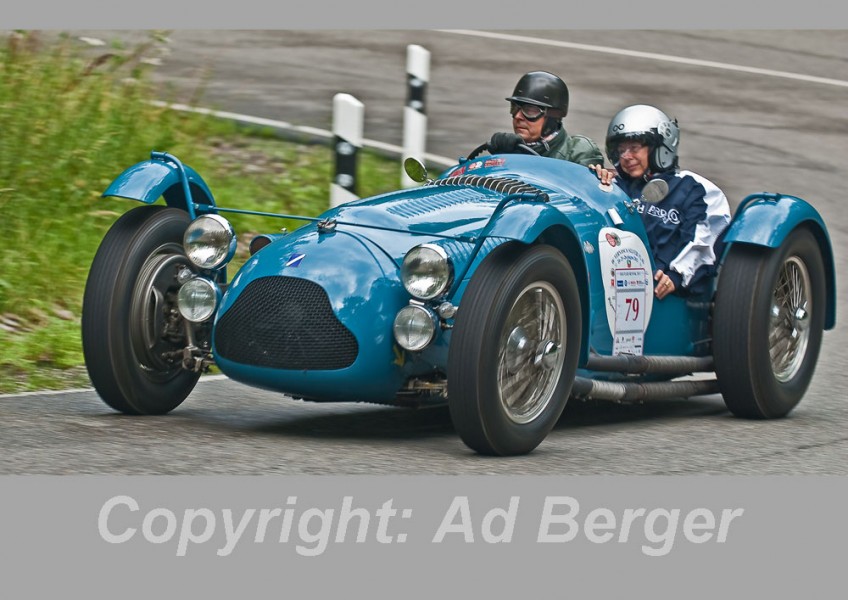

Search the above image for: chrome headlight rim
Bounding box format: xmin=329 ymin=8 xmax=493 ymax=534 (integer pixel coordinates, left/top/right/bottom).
xmin=176 ymin=276 xmax=220 ymax=323
xmin=393 ymin=303 xmax=438 ymax=352
xmin=183 ymin=214 xmax=237 ymax=271
xmin=401 ymin=243 xmax=454 ymax=301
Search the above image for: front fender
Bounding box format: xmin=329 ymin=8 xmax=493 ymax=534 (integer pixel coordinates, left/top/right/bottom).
xmin=477 ymin=202 xmax=603 ymax=366
xmin=102 ymin=152 xmax=216 ymax=217
xmin=723 ymin=193 xmax=836 ymax=330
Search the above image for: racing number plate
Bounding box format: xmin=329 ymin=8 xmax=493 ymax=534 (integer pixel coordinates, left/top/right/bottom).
xmin=598 ymin=227 xmax=654 ymax=357
xmin=613 ymin=268 xmax=647 ymax=355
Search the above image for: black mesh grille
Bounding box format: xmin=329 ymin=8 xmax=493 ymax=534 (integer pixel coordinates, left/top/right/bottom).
xmin=214 ymin=276 xmax=358 ymax=370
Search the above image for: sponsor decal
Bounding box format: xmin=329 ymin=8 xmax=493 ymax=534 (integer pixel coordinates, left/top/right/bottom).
xmin=605 ymin=232 xmax=620 ymax=247
xmin=467 ymin=161 xmax=483 ymax=171
xmin=285 ymin=253 xmax=306 ymax=268
xmin=644 ymin=204 xmax=680 ymax=225
xmin=451 ymin=166 xmax=466 ymax=177
xmin=483 ymin=158 xmax=506 ymax=168
xmin=582 ymin=240 xmax=595 ymax=254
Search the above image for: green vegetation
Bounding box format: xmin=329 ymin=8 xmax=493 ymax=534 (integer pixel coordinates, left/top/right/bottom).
xmin=0 ymin=31 xmax=401 ymax=393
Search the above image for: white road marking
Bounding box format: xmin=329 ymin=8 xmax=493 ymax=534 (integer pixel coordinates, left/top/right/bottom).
xmin=439 ymin=29 xmax=848 ymax=89
xmin=0 ymin=374 xmax=229 ymax=400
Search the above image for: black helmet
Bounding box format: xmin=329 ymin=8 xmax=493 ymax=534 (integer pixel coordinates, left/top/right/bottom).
xmin=506 ymin=71 xmax=569 ymax=118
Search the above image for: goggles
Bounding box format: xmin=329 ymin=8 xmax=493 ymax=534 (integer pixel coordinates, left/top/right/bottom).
xmin=616 ymin=142 xmax=646 ymax=157
xmin=509 ymin=102 xmax=547 ymax=122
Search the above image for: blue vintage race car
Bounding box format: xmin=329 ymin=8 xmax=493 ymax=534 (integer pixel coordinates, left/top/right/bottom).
xmin=82 ymin=144 xmax=837 ymax=455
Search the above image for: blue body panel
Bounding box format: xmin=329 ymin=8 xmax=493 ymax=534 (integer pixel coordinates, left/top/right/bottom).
xmin=723 ymin=193 xmax=836 ymax=330
xmin=724 ymin=193 xmax=829 ymax=248
xmin=214 ymin=227 xmax=414 ymax=402
xmin=212 ymin=155 xmax=719 ymax=396
xmin=102 ymin=153 xmax=216 ymax=217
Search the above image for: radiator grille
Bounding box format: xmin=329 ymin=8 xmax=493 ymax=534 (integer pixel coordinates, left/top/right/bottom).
xmin=215 ymin=276 xmax=358 ymax=370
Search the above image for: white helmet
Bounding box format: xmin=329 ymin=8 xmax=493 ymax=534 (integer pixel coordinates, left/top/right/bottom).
xmin=605 ymin=104 xmax=680 ymax=172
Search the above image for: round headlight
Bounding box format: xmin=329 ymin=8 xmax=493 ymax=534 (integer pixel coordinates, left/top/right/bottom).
xmin=393 ymin=304 xmax=438 ymax=352
xmin=177 ymin=277 xmax=219 ymax=323
xmin=183 ymin=214 xmax=237 ymax=270
xmin=401 ymin=244 xmax=453 ymax=300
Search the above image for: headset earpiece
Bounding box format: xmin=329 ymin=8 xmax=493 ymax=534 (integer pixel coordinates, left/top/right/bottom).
xmin=650 ymin=118 xmax=680 ymax=172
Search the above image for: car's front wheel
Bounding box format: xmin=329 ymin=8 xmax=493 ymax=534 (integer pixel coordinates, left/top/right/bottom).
xmin=713 ymin=227 xmax=826 ymax=418
xmin=448 ymin=244 xmax=581 ymax=455
xmin=82 ymin=206 xmax=201 ymax=415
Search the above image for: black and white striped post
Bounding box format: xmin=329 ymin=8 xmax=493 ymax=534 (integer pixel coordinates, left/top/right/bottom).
xmin=331 ymin=93 xmax=364 ymax=208
xmin=401 ymin=44 xmax=430 ymax=188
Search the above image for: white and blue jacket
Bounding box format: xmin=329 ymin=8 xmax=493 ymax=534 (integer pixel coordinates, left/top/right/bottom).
xmin=616 ymin=169 xmax=731 ymax=296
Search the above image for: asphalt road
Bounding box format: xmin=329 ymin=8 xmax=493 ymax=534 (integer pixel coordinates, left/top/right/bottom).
xmin=3 ymin=30 xmax=847 ymax=474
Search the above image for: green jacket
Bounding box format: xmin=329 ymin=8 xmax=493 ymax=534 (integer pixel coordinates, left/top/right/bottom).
xmin=541 ymin=127 xmax=604 ymax=167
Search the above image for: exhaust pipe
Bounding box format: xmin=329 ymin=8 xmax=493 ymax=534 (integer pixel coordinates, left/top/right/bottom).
xmin=571 ymin=376 xmax=719 ymax=403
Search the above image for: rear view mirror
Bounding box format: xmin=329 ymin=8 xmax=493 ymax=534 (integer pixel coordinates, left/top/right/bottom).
xmin=404 ymin=157 xmax=429 ymax=183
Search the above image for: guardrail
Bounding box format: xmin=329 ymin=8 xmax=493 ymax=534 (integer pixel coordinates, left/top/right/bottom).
xmin=152 ymin=44 xmax=455 ymax=208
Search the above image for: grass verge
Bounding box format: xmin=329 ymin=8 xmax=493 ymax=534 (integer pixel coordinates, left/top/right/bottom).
xmin=0 ymin=31 xmax=402 ymax=393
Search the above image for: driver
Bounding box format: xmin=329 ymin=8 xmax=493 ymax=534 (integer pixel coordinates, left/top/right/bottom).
xmin=601 ymin=104 xmax=731 ymax=299
xmin=487 ymin=71 xmax=604 ymax=167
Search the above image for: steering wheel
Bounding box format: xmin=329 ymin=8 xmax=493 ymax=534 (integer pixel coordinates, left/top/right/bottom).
xmin=466 ymin=141 xmax=541 ymax=161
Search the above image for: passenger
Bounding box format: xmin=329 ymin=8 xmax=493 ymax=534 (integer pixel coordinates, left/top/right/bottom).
xmin=595 ymin=104 xmax=731 ymax=300
xmin=487 ymin=71 xmax=604 ymax=167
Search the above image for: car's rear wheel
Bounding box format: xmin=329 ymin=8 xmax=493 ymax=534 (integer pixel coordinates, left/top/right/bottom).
xmin=713 ymin=227 xmax=826 ymax=418
xmin=82 ymin=206 xmax=201 ymax=414
xmin=448 ymin=244 xmax=581 ymax=455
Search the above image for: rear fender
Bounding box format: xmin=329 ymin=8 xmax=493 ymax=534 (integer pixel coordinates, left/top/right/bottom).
xmin=722 ymin=193 xmax=836 ymax=329
xmin=102 ymin=152 xmax=216 ymax=219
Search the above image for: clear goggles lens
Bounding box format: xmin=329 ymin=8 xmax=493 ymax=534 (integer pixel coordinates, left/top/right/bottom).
xmin=509 ymin=102 xmax=547 ymax=122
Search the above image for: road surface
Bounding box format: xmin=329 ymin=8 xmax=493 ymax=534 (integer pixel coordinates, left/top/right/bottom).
xmin=3 ymin=29 xmax=847 ymax=474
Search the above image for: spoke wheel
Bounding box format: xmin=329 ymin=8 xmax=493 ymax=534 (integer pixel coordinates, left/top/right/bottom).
xmin=82 ymin=206 xmax=201 ymax=415
xmin=769 ymin=256 xmax=812 ymax=383
xmin=129 ymin=248 xmax=195 ymax=375
xmin=449 ymin=244 xmax=581 ymax=455
xmin=713 ymin=228 xmax=826 ymax=418
xmin=498 ymin=282 xmax=566 ymax=424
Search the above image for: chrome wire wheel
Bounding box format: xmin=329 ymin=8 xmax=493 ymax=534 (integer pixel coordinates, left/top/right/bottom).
xmin=713 ymin=227 xmax=826 ymax=419
xmin=448 ymin=244 xmax=581 ymax=455
xmin=82 ymin=206 xmax=201 ymax=415
xmin=129 ymin=243 xmax=194 ymax=377
xmin=497 ymin=281 xmax=566 ymax=424
xmin=769 ymin=256 xmax=812 ymax=383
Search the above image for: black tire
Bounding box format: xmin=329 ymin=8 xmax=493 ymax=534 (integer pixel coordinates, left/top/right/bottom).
xmin=713 ymin=227 xmax=826 ymax=418
xmin=82 ymin=206 xmax=201 ymax=414
xmin=448 ymin=244 xmax=582 ymax=455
